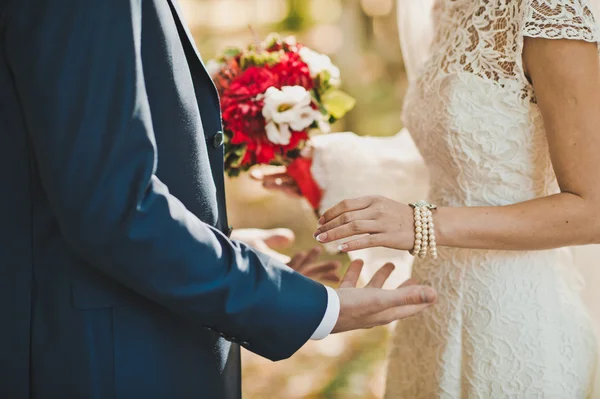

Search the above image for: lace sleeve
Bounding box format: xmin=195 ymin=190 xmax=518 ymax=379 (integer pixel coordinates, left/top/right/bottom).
xmin=523 ymin=0 xmax=600 ymax=43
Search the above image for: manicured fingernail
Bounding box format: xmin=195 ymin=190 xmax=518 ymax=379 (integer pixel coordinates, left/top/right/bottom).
xmin=316 ymin=233 xmax=327 ymax=242
xmin=318 ymin=216 xmax=324 ymax=224
xmin=421 ymin=288 xmax=436 ymax=303
xmin=338 ymin=244 xmax=348 ymax=251
xmin=313 ymin=229 xmax=321 ymax=238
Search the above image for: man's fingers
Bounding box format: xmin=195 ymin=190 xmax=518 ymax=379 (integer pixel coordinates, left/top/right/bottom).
xmin=366 ymin=285 xmax=436 ymax=325
xmin=373 ymin=303 xmax=433 ymax=325
xmin=301 ymin=260 xmax=340 ymax=276
xmin=287 ymin=252 xmax=307 ymax=270
xmin=339 ymin=259 xmax=364 ymax=288
xmin=295 ymin=247 xmax=321 ymax=272
xmin=398 ymin=278 xmax=420 ymax=288
xmin=393 ymin=285 xmax=437 ymax=306
xmin=320 ymin=273 xmax=342 ymax=283
xmin=366 ymin=263 xmax=395 ymax=288
xmin=373 ymin=285 xmax=437 ymax=310
xmin=261 ymin=228 xmax=295 ymax=249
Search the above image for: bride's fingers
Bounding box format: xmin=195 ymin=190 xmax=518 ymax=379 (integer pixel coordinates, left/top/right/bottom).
xmin=338 ymin=259 xmax=365 ymax=288
xmin=366 ymin=263 xmax=396 ymax=288
xmin=252 ymin=169 xmax=302 ymax=196
xmin=319 ymin=196 xmax=376 ymax=225
xmin=263 ymin=175 xmax=301 ymax=195
xmin=250 ymin=167 xmax=287 ymax=181
xmin=316 ymin=220 xmax=381 ymax=244
xmin=314 ymin=209 xmax=374 ymax=237
xmin=337 ymin=234 xmax=387 ymax=252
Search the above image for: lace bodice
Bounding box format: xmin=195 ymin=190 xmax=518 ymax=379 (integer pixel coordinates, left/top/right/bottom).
xmin=404 ymin=0 xmax=600 ymax=207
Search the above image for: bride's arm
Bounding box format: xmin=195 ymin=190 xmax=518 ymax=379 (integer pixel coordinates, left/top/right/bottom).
xmin=315 ymin=37 xmax=600 ymax=252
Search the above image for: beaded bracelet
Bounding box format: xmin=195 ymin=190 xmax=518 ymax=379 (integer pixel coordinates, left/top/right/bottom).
xmin=408 ymin=200 xmax=438 ymax=259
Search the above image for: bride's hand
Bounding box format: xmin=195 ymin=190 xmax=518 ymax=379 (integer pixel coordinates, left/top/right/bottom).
xmin=250 ymin=167 xmax=301 ymax=197
xmin=314 ymin=196 xmax=415 ymax=252
xmin=250 ymin=145 xmax=314 ymax=198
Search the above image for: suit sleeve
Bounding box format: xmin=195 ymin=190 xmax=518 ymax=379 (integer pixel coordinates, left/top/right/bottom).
xmin=4 ymin=0 xmax=327 ymax=361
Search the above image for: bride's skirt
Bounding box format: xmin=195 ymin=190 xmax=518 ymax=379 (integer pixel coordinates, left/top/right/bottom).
xmin=384 ymin=247 xmax=598 ymax=399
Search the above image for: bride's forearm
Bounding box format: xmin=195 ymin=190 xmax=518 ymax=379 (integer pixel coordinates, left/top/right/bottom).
xmin=435 ymin=193 xmax=600 ymax=251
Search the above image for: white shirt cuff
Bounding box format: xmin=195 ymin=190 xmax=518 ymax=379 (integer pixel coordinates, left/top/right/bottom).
xmin=310 ymin=286 xmax=340 ymax=340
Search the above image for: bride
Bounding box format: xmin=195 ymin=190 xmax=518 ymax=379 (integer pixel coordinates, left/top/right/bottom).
xmin=261 ymin=0 xmax=600 ymax=397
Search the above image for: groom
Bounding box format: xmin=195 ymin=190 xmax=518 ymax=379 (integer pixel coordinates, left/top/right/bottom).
xmin=0 ymin=1 xmax=436 ymax=398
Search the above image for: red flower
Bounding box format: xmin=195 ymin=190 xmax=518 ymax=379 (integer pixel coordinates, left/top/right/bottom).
xmin=222 ymin=100 xmax=264 ymax=143
xmin=269 ymin=52 xmax=313 ymax=90
xmin=223 ymin=66 xmax=277 ymax=103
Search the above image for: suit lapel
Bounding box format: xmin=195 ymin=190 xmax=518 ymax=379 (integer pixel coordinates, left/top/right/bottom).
xmin=166 ymin=0 xmax=221 ymax=109
xmin=166 ymin=0 xmax=205 ymax=65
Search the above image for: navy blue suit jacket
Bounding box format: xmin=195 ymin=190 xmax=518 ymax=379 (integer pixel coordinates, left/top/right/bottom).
xmin=0 ymin=1 xmax=328 ymax=398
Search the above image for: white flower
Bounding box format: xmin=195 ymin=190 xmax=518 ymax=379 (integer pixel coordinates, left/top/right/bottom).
xmin=298 ymin=47 xmax=341 ymax=87
xmin=262 ymin=86 xmax=322 ymax=145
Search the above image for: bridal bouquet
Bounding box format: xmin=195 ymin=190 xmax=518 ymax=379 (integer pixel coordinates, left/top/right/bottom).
xmin=208 ymin=33 xmax=355 ymax=209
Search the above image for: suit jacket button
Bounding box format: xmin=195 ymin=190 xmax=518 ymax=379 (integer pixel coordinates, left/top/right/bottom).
xmin=213 ymin=131 xmax=224 ymax=148
xmin=227 ymin=225 xmax=233 ymax=238
xmin=241 ymin=341 xmax=250 ymax=348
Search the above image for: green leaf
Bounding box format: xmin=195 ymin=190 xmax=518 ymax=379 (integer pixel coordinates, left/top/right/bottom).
xmin=224 ymin=142 xmax=249 ymax=176
xmin=321 ymin=89 xmax=356 ymax=119
xmin=222 ymin=47 xmax=242 ymax=59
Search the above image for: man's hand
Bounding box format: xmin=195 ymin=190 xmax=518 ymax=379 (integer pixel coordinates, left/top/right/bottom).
xmin=287 ymin=247 xmax=341 ymax=284
xmin=231 ymin=228 xmax=341 ymax=283
xmin=333 ymin=260 xmax=436 ymax=333
xmin=230 ymin=228 xmax=295 ymax=263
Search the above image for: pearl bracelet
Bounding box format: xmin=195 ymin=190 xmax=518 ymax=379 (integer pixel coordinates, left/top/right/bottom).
xmin=408 ymin=200 xmax=438 ymax=259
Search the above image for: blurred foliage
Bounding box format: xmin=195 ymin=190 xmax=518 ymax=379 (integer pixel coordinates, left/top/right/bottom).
xmin=183 ymin=0 xmax=409 ymax=397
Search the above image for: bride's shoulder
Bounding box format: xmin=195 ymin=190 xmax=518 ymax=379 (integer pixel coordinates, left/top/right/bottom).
xmin=518 ymin=0 xmax=600 ymax=42
xmin=466 ymin=0 xmax=600 ymax=45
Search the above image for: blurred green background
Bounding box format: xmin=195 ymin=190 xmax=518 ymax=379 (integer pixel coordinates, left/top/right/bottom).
xmin=182 ymin=0 xmax=409 ymax=397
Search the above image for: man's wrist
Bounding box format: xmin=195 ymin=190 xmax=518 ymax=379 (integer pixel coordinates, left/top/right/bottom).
xmin=310 ymin=286 xmax=340 ymax=340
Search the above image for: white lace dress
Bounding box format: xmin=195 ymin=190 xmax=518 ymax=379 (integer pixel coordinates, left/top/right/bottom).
xmin=311 ymin=0 xmax=600 ymax=397
xmin=390 ymin=0 xmax=600 ymax=396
